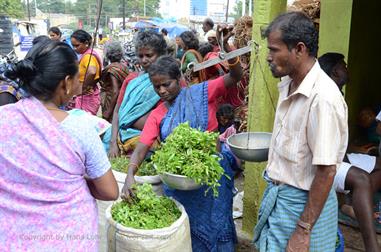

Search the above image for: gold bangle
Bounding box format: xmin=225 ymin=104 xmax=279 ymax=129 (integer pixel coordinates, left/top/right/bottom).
xmin=227 ymin=57 xmax=240 ymax=67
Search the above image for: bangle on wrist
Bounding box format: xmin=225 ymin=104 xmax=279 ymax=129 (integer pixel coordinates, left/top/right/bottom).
xmin=129 ymin=162 xmax=139 ymax=168
xmin=128 ymin=163 xmax=138 ymax=175
xmin=227 ymin=57 xmax=240 ymax=67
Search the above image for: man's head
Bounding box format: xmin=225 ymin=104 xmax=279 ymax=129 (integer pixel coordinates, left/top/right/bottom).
xmin=199 ymin=43 xmax=213 ymax=58
xmin=207 ymin=30 xmax=218 ymax=46
xmin=318 ymin=52 xmax=349 ymax=92
xmin=217 ymin=104 xmax=235 ymax=129
xmin=202 ymin=18 xmax=214 ymax=33
xmin=161 ymin=28 xmax=168 ymax=36
xmin=264 ymin=12 xmax=318 ymax=78
xmin=358 ymin=107 xmax=376 ymax=129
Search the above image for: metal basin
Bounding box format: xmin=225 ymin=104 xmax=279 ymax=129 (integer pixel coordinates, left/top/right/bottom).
xmin=227 ymin=132 xmax=272 ymax=162
xmin=159 ymin=172 xmax=202 ymax=191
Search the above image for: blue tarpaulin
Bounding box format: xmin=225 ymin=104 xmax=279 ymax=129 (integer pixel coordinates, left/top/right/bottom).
xmin=158 ymin=23 xmax=189 ymax=38
xmin=134 ymin=18 xmax=189 ymax=38
xmin=134 ymin=20 xmax=159 ymax=33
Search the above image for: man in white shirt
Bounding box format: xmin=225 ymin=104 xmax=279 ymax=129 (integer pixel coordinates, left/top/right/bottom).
xmin=253 ymin=12 xmax=348 ymax=252
xmin=202 ymin=18 xmax=215 ymax=42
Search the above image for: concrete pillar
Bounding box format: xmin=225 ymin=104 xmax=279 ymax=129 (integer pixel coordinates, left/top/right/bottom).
xmin=318 ymin=0 xmax=354 ymax=134
xmin=318 ymin=0 xmax=353 ymax=58
xmin=241 ymin=0 xmax=287 ymax=236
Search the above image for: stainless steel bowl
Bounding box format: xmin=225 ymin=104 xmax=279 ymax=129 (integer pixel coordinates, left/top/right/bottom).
xmin=227 ymin=132 xmax=272 ymax=162
xmin=159 ymin=172 xmax=202 ymax=191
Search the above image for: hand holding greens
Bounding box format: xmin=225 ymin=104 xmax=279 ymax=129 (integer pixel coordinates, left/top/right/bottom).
xmin=111 ymin=184 xmax=181 ymax=229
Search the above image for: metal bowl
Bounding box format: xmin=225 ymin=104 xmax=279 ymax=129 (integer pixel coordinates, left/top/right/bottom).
xmin=159 ymin=172 xmax=202 ymax=191
xmin=227 ymin=132 xmax=272 ymax=162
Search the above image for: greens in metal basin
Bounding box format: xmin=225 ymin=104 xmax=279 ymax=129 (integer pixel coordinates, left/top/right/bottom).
xmin=152 ymin=122 xmax=228 ymax=197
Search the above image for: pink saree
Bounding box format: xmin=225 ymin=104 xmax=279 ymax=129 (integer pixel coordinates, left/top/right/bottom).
xmin=68 ymin=48 xmax=103 ymax=115
xmin=0 ymin=97 xmax=98 ymax=251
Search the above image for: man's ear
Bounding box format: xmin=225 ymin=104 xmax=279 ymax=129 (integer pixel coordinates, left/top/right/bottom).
xmin=295 ymin=42 xmax=307 ymax=58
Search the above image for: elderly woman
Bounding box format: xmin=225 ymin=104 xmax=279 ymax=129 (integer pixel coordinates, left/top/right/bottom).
xmin=68 ymin=30 xmax=102 ymax=115
xmin=103 ymin=30 xmax=167 ymax=157
xmin=100 ymin=41 xmax=129 ymax=122
xmin=0 ymin=41 xmax=118 ymax=251
xmin=179 ymin=31 xmax=206 ymax=84
xmin=122 ymin=26 xmax=242 ymax=252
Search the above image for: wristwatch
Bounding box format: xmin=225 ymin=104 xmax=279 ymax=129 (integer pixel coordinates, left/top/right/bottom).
xmin=297 ymin=220 xmax=312 ymax=234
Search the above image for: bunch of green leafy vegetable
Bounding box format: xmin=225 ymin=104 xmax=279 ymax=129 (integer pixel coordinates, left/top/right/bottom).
xmin=110 ymin=157 xmax=130 ymax=173
xmin=110 ymin=157 xmax=156 ymax=176
xmin=111 ymin=183 xmax=181 ymax=229
xmin=138 ymin=161 xmax=157 ymax=176
xmin=152 ymin=122 xmax=226 ymax=197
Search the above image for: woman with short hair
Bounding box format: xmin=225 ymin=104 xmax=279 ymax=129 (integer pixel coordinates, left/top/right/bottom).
xmin=100 ymin=41 xmax=129 ymax=122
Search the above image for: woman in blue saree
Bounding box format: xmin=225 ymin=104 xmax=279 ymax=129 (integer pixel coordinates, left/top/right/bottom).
xmin=103 ymin=31 xmax=167 ymax=157
xmin=121 ymin=25 xmax=243 ymax=252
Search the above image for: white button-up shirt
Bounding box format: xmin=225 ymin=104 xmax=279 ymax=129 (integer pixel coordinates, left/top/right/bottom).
xmin=266 ymin=61 xmax=348 ymax=191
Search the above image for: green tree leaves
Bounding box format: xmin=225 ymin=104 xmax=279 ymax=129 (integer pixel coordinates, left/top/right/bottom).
xmin=0 ymin=0 xmax=25 ymax=18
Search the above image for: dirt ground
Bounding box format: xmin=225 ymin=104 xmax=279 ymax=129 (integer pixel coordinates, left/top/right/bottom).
xmin=233 ymin=172 xmax=381 ymax=252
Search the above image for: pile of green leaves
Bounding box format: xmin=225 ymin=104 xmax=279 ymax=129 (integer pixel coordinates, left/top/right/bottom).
xmin=138 ymin=161 xmax=157 ymax=176
xmin=110 ymin=157 xmax=157 ymax=176
xmin=152 ymin=122 xmax=226 ymax=197
xmin=110 ymin=157 xmax=130 ymax=173
xmin=111 ymin=184 xmax=181 ymax=229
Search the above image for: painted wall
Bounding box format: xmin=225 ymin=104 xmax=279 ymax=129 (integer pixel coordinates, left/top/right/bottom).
xmin=318 ymin=0 xmax=353 ymax=59
xmin=242 ymin=0 xmax=287 ymax=235
xmin=345 ymin=0 xmax=381 ymax=139
xmin=320 ymin=0 xmax=381 ymax=140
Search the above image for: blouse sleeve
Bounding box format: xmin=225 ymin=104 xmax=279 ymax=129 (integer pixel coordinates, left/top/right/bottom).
xmin=84 ymin=126 xmax=111 ymax=179
xmin=60 ymin=115 xmax=111 ymax=179
xmin=181 ymin=52 xmax=197 ymax=72
xmin=80 ymin=54 xmax=101 ymax=81
xmin=139 ymin=108 xmax=163 ymax=146
xmin=207 ymin=76 xmax=227 ymax=102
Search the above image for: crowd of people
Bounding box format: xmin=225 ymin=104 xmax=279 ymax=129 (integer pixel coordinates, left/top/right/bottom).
xmin=0 ymin=11 xmax=380 ymax=252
